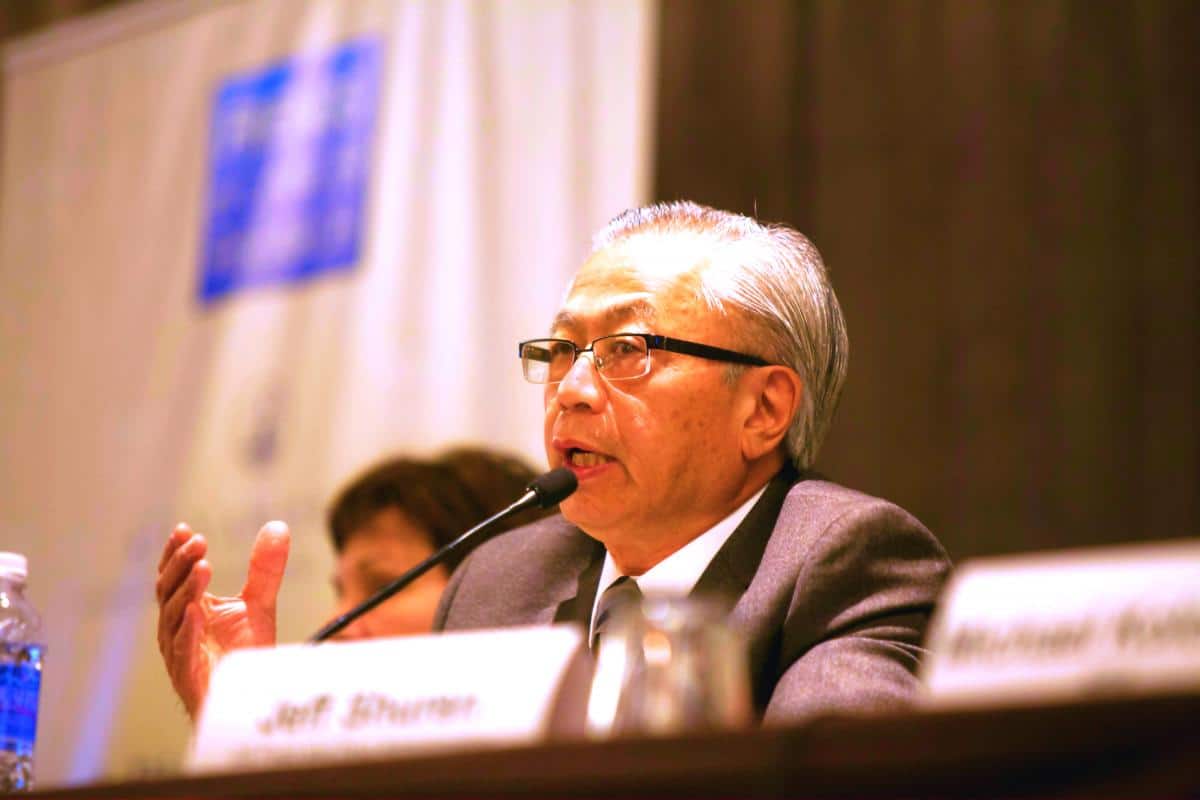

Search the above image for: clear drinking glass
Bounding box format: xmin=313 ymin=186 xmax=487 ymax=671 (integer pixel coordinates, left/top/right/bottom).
xmin=585 ymin=594 xmax=752 ymax=737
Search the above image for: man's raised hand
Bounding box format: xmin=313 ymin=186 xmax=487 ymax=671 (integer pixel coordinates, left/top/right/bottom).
xmin=155 ymin=520 xmax=290 ymax=720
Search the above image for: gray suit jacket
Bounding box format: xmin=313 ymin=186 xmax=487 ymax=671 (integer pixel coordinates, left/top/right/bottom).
xmin=433 ymin=467 xmax=951 ymax=723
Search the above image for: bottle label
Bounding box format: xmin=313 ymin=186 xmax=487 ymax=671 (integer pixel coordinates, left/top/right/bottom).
xmin=0 ymin=646 xmax=42 ymax=755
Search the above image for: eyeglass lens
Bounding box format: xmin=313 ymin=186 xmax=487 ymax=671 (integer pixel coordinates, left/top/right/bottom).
xmin=521 ymin=336 xmax=650 ymax=383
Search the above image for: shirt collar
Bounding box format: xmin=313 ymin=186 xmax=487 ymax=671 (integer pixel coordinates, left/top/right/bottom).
xmin=589 ymin=483 xmax=769 ymax=639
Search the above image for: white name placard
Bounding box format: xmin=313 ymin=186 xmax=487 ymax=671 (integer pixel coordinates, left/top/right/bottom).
xmin=188 ymin=624 xmax=588 ymax=772
xmin=921 ymin=539 xmax=1200 ymax=707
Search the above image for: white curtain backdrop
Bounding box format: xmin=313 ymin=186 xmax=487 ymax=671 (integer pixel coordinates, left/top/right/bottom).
xmin=0 ymin=0 xmax=655 ymax=784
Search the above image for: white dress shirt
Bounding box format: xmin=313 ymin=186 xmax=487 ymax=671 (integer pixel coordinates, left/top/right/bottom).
xmin=587 ymin=484 xmax=768 ymax=642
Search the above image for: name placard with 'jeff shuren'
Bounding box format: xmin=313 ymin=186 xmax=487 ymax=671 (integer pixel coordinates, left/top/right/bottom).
xmin=188 ymin=625 xmax=587 ymax=772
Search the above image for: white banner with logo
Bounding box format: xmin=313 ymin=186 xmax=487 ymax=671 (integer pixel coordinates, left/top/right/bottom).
xmin=0 ymin=0 xmax=654 ymax=784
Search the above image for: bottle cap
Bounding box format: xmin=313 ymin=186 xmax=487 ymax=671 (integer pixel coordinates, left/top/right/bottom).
xmin=0 ymin=552 xmax=28 ymax=580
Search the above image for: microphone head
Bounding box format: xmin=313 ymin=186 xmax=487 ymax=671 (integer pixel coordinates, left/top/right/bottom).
xmin=526 ymin=467 xmax=578 ymax=507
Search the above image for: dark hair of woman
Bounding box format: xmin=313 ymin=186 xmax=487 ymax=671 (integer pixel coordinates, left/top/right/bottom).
xmin=327 ymin=446 xmax=551 ymax=571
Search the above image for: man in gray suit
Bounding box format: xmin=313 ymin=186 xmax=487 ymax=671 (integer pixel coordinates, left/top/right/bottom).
xmin=157 ymin=201 xmax=949 ymax=723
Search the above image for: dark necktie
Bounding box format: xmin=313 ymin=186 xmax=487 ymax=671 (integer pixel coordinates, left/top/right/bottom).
xmin=591 ymin=575 xmax=643 ymax=651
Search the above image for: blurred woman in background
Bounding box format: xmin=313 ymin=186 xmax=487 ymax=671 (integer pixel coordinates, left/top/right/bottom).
xmin=325 ymin=446 xmax=550 ymax=639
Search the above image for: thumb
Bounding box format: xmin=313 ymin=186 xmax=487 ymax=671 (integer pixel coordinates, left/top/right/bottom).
xmin=241 ymin=520 xmax=290 ymax=613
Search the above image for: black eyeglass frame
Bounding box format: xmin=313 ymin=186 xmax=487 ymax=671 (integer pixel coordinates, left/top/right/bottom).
xmin=517 ymin=333 xmax=772 ymax=383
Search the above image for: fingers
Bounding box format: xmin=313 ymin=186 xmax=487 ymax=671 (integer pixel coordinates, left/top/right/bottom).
xmin=156 ymin=531 xmax=208 ymax=607
xmin=241 ymin=521 xmax=290 ymax=613
xmin=158 ymin=523 xmax=192 ymax=573
xmin=157 ymin=558 xmax=211 ymax=656
xmin=173 ymin=603 xmax=209 ymax=720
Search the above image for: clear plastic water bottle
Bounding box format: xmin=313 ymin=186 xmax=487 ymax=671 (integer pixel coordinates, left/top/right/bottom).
xmin=0 ymin=553 xmax=43 ymax=792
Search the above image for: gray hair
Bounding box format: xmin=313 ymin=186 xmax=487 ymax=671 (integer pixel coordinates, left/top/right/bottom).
xmin=591 ymin=201 xmax=849 ymax=470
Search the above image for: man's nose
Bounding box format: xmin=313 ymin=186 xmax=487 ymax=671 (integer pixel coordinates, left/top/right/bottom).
xmin=553 ymin=352 xmax=606 ymax=411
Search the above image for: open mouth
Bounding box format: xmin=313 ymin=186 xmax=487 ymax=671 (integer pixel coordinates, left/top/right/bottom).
xmin=565 ymin=448 xmax=612 ymax=468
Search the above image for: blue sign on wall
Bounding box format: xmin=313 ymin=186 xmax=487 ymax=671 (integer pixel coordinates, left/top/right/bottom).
xmin=199 ymin=38 xmax=382 ymax=304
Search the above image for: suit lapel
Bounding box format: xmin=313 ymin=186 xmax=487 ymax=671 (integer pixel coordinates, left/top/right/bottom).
xmin=692 ymin=464 xmax=800 ymax=607
xmin=541 ymin=466 xmax=800 ymax=628
xmin=547 ymin=529 xmax=606 ymax=626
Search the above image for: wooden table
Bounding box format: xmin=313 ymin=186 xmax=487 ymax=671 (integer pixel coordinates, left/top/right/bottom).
xmin=32 ymin=690 xmax=1200 ymax=798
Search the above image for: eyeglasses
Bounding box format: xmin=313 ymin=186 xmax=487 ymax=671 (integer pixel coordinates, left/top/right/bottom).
xmin=518 ymin=333 xmax=771 ymax=384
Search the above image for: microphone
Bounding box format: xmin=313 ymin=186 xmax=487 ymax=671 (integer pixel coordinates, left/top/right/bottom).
xmin=310 ymin=467 xmax=578 ymax=642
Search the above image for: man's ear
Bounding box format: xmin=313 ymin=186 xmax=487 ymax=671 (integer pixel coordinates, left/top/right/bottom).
xmin=739 ymin=366 xmax=803 ymax=461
